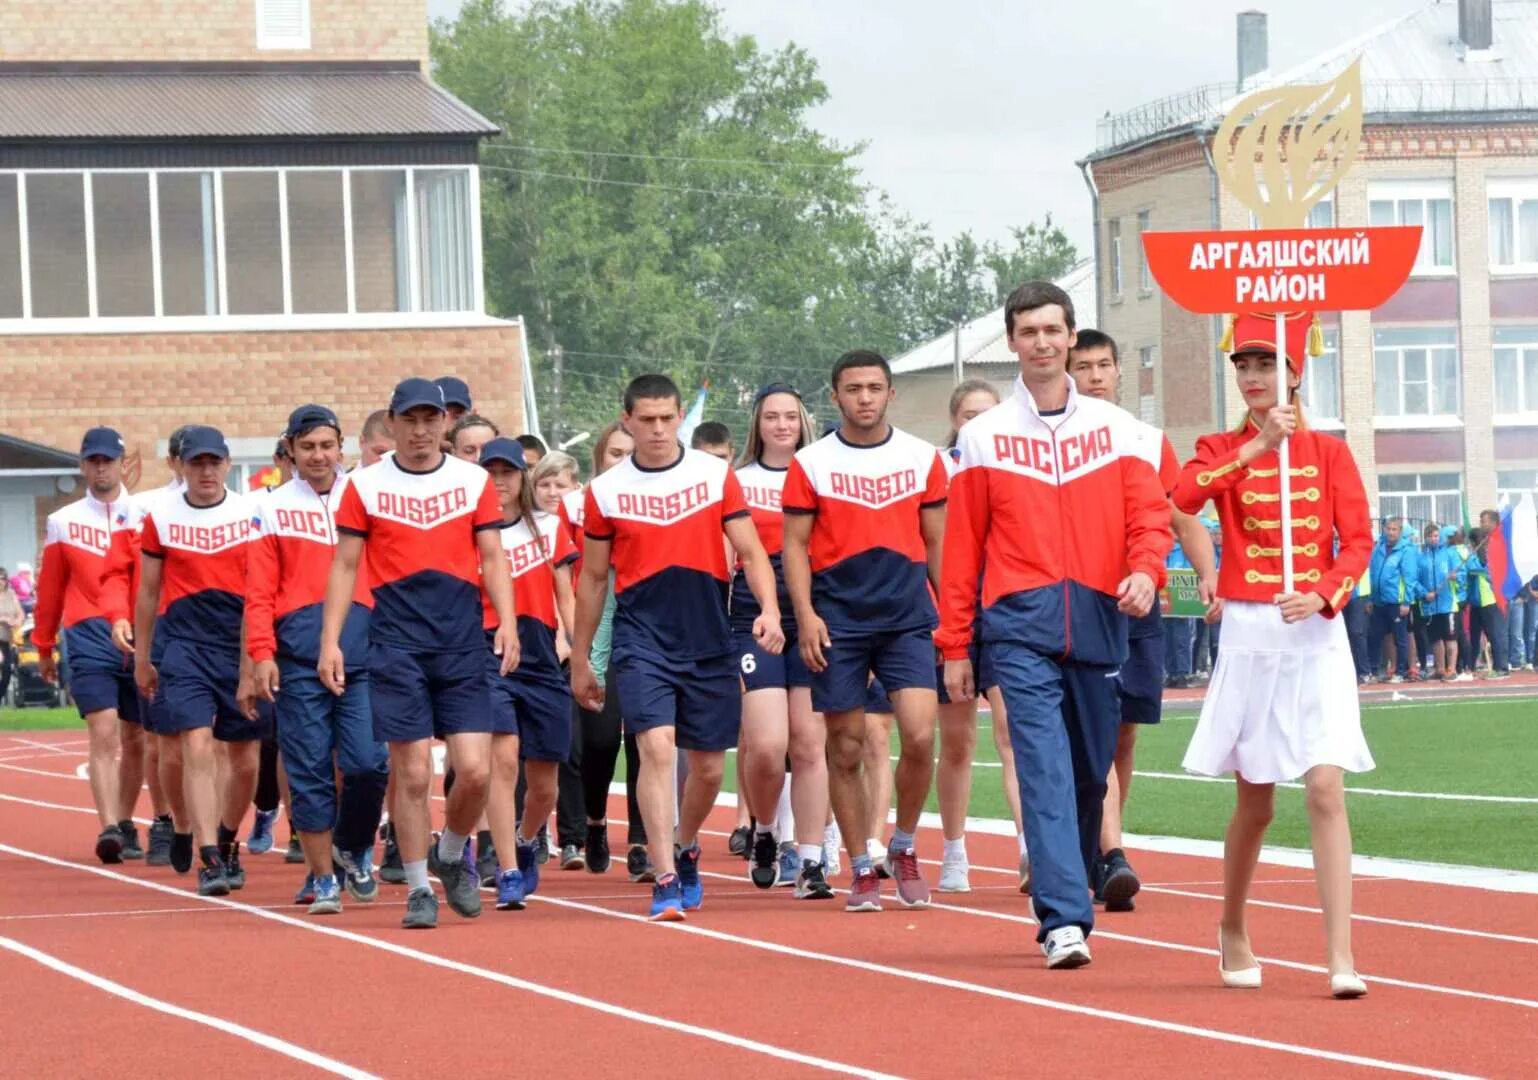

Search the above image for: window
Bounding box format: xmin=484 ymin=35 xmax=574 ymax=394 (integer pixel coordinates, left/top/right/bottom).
xmin=0 ymin=175 xmax=20 ymax=318
xmin=1374 ymin=326 xmax=1459 ymax=421
xmin=416 ymin=169 xmax=474 ymax=313
xmin=92 ymin=172 xmax=153 ymax=317
xmin=351 ymin=169 xmax=410 ymax=313
xmin=1378 ymin=472 xmax=1462 ymax=529
xmin=1488 ymin=180 xmax=1538 ymax=271
xmin=1494 ymin=326 xmax=1538 ymax=418
xmin=1249 ymin=195 xmax=1334 ymax=231
xmin=158 ymin=172 xmax=218 ymax=317
xmin=287 ymin=170 xmax=347 ymax=314
xmin=1136 ymin=209 xmax=1151 ymax=291
xmin=1108 ymin=219 xmax=1122 ymax=297
xmin=1368 ymin=181 xmax=1454 ymax=272
xmin=1139 ymin=393 xmax=1156 ymax=424
xmin=1301 ymin=328 xmax=1341 ymax=422
xmin=1139 ymin=344 xmax=1156 ymax=369
xmin=27 ymin=173 xmax=88 ymax=318
xmin=1499 ymin=469 xmax=1538 ymax=508
xmin=222 ymin=171 xmax=283 ymax=315
xmin=256 ymin=0 xmax=310 ymax=50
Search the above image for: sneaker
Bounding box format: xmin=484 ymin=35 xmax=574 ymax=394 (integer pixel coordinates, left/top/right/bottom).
xmin=560 ymin=843 xmax=586 ymax=871
xmin=1405 ymin=669 xmax=1421 ymax=683
xmin=649 ymin=872 xmax=686 ymax=922
xmin=428 ymin=846 xmax=483 ymax=919
xmin=585 ymin=823 xmax=611 ymax=874
xmin=379 ymin=824 xmax=406 ymax=885
xmin=1387 ymin=675 xmax=1405 ymax=684
xmin=1484 ymin=669 xmax=1512 ymax=681
xmin=516 ymin=840 xmax=541 ymax=900
xmin=846 ymin=867 xmax=882 ymax=912
xmin=170 ymin=832 xmax=194 ymax=874
xmin=728 ymin=824 xmax=752 ymax=859
xmin=476 ymin=836 xmax=499 ymax=888
xmin=938 ymin=850 xmax=971 ymax=893
xmin=308 ymin=875 xmax=343 ymax=916
xmin=197 ymin=863 xmax=230 ymax=897
xmin=495 ymin=868 xmax=527 ymax=911
xmin=247 ymin=808 xmax=278 ymax=855
xmin=1453 ymin=672 xmax=1474 ymax=683
xmin=535 ymin=826 xmax=551 ymax=865
xmin=120 ymin=823 xmax=144 ymax=860
xmin=284 ymin=835 xmax=304 ymax=864
xmin=749 ymin=830 xmax=779 ymax=889
xmin=1042 ymin=926 xmax=1092 ymax=969
xmin=676 ymin=844 xmax=704 ymax=911
xmin=95 ymin=825 xmax=124 ymax=865
xmin=293 ymin=874 xmax=317 ymax=905
xmin=627 ymin=844 xmax=656 ymax=883
xmin=1018 ymin=852 xmax=1032 ymax=894
xmin=884 ymin=847 xmax=931 ymax=909
xmin=402 ymin=886 xmax=438 ymax=929
xmin=1097 ymin=848 xmax=1140 ymax=913
xmin=775 ymin=842 xmax=801 ymax=887
xmin=333 ymin=845 xmax=379 ymax=904
xmin=146 ymin=818 xmax=174 ymax=867
xmin=223 ymin=843 xmax=246 ymax=890
xmin=794 ymin=861 xmax=835 ymax=900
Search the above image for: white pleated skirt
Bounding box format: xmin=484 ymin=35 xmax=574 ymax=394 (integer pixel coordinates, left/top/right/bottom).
xmin=1183 ymin=600 xmax=1375 ymax=785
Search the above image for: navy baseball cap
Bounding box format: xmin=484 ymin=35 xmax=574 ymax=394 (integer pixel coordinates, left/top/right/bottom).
xmin=79 ymin=426 xmax=125 ymax=461
xmin=434 ymin=376 xmax=472 ymax=410
xmin=285 ymin=403 xmax=340 ymax=439
xmin=753 ymin=381 xmax=802 ymax=406
xmin=178 ymin=425 xmax=230 ymax=461
xmin=479 ymin=437 xmax=527 ymax=471
xmin=389 ymin=377 xmax=447 ymax=416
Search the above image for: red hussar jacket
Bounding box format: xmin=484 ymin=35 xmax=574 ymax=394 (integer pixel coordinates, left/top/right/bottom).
xmin=938 ymin=377 xmax=1171 ymax=666
xmin=1172 ymin=420 xmax=1371 ymax=615
xmin=245 ymin=473 xmax=372 ymax=668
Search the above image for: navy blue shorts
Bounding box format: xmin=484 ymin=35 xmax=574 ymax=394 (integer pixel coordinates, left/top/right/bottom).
xmin=69 ymin=662 xmax=140 ymax=722
xmin=866 ymin=677 xmax=894 ymax=714
xmin=812 ymin=627 xmax=935 ymax=714
xmin=1116 ymin=632 xmax=1163 ymax=725
xmin=487 ymin=651 xmax=572 ymax=762
xmin=158 ymin=638 xmax=267 ymax=742
xmin=369 ymin=642 xmax=492 ymax=743
xmin=735 ymin=628 xmax=812 ymax=693
xmin=614 ymin=648 xmax=739 ymax=752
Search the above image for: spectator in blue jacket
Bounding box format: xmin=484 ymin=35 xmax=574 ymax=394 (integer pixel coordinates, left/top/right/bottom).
xmin=1366 ymin=517 xmax=1419 ymax=681
xmin=1417 ymin=522 xmax=1460 ymax=680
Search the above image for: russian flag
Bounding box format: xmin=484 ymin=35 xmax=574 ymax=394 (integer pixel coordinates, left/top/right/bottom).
xmin=1486 ymin=492 xmax=1538 ymax=615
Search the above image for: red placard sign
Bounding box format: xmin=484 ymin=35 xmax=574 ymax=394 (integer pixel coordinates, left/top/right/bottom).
xmin=1141 ymin=225 xmax=1421 ymax=314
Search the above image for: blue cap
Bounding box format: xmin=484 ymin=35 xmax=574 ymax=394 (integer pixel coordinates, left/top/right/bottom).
xmin=753 ymin=381 xmax=801 ymax=406
xmin=79 ymin=426 xmax=125 ymax=461
xmin=178 ymin=425 xmax=230 ymax=461
xmin=478 ymin=437 xmax=527 ymax=471
xmin=389 ymin=377 xmax=447 ymax=416
xmin=285 ymin=403 xmax=340 ymax=439
xmin=434 ymin=376 xmax=472 ymax=410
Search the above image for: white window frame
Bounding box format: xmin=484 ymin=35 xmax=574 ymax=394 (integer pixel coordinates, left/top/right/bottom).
xmin=1108 ymin=218 xmax=1123 ymax=298
xmin=1367 ymin=179 xmax=1456 ymax=276
xmin=1138 ymin=344 xmax=1156 ymax=370
xmin=1135 ymin=209 xmax=1151 ymax=292
xmin=1493 ymin=325 xmax=1538 ymax=425
xmin=1372 ymin=326 xmax=1462 ymax=430
xmin=255 ymin=0 xmax=311 ymax=51
xmin=1497 ymin=469 xmax=1538 ymax=509
xmin=1248 ymin=192 xmax=1334 ymax=231
xmin=1301 ymin=327 xmax=1343 ymax=429
xmin=1376 ymin=472 xmax=1463 ymax=529
xmin=1487 ymin=178 xmax=1538 ymax=274
xmin=0 ymin=164 xmax=489 ymax=334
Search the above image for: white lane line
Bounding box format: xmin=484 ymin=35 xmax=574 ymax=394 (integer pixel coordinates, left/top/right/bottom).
xmin=0 ymin=751 xmax=86 ymax=764
xmin=0 ymin=844 xmax=901 ymax=1080
xmin=0 ymin=761 xmax=86 ymax=782
xmin=0 ymin=792 xmax=152 ymax=825
xmin=5 ymin=736 xmax=87 ymax=753
xmin=1129 ymin=770 xmax=1538 ymax=805
xmin=0 ymin=934 xmax=379 ymax=1079
xmin=527 ymin=892 xmax=1479 ymax=1080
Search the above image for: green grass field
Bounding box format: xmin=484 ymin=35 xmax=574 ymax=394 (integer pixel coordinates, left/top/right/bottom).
xmin=8 ymin=699 xmax=1536 ymax=871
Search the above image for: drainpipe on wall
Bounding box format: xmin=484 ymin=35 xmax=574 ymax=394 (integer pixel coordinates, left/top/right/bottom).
xmin=1200 ymin=129 xmax=1227 ymax=428
xmin=1076 ymin=159 xmax=1104 ymax=333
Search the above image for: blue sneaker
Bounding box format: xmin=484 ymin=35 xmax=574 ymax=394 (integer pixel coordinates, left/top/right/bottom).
xmin=496 ymin=868 xmax=526 ymax=910
xmin=676 ymin=843 xmax=703 ymax=911
xmin=333 ymin=844 xmax=379 ymax=904
xmin=293 ymin=874 xmax=316 ymax=906
xmin=247 ymin=809 xmax=278 ymax=855
xmin=515 ymin=840 xmax=541 ymax=899
xmin=775 ymin=842 xmax=802 ymax=888
xmin=649 ymin=872 xmax=686 ymax=922
xmin=308 ymin=875 xmax=342 ymax=916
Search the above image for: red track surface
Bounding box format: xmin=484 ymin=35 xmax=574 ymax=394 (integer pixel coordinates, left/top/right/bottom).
xmin=0 ymin=730 xmax=1532 ymax=1079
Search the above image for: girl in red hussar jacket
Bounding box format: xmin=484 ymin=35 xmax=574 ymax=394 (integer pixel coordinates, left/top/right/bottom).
xmin=1171 ymin=311 xmax=1373 ymax=1000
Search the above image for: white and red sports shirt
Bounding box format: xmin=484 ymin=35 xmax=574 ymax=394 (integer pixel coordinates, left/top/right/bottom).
xmin=141 ymin=490 xmax=256 ymax=650
xmin=584 ymin=447 xmax=748 ymax=660
xmin=101 ymin=481 xmax=176 ymax=628
xmin=34 ymin=490 xmax=142 ymax=672
xmin=730 ymin=460 xmax=792 ymax=633
xmin=557 ymin=486 xmax=586 ymax=578
xmin=782 ymin=427 xmax=947 ymax=633
xmin=481 ymin=511 xmax=577 ymax=676
xmin=334 ymin=454 xmax=503 ymax=653
xmin=246 ymin=473 xmax=372 ymax=666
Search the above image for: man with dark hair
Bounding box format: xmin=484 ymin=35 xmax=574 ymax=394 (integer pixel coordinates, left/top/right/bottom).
xmin=570 ymin=373 xmax=784 ymax=921
xmin=515 ymin=434 xmax=547 ymax=467
xmin=358 ymin=411 xmax=394 ymax=468
xmin=783 ymin=349 xmax=948 ymax=912
xmin=1066 ymin=329 xmax=1216 ymax=913
xmin=435 ymin=376 xmax=473 ymax=423
xmin=690 ymin=421 xmax=734 ymax=462
xmin=940 ymin=284 xmax=1171 ymax=968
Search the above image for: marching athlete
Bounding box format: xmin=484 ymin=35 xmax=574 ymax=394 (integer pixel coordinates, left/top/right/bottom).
xmin=246 ymin=405 xmax=389 ymax=915
xmin=570 ymin=374 xmax=784 ymax=921
xmin=1172 ymin=312 xmax=1373 ymax=998
xmin=322 ymin=378 xmax=518 ymax=930
xmin=783 ymin=350 xmax=948 ymax=912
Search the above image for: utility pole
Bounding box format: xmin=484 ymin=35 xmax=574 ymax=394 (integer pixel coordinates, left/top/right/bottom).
xmin=549 ymin=343 xmax=564 ymax=446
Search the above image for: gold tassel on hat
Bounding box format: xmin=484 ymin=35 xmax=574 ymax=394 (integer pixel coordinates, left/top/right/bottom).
xmin=1308 ymin=313 xmax=1324 ymax=357
xmin=1219 ymin=314 xmax=1235 ymax=354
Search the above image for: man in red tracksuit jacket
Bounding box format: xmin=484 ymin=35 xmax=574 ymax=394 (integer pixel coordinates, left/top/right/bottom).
xmin=938 ymin=281 xmax=1171 ymax=970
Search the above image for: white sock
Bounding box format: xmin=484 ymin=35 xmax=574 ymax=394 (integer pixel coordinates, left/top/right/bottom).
xmin=1017 ymin=832 xmax=1029 ymax=857
xmin=404 ymin=859 xmax=429 ymax=891
xmin=754 ymin=823 xmax=775 ymax=837
xmin=824 ymin=822 xmax=840 ymax=843
xmin=943 ymin=836 xmax=967 ymax=861
xmin=438 ymin=828 xmax=467 ymax=863
xmin=798 ymin=843 xmax=822 ymax=865
xmin=774 ymin=781 xmax=794 ymax=841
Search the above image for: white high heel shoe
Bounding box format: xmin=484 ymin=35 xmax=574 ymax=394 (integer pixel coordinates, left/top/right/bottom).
xmin=1330 ymin=972 xmax=1368 ymax=999
xmin=1218 ymin=930 xmax=1262 ymax=989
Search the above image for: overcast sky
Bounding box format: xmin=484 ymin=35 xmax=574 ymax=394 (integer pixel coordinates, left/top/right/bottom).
xmin=427 ymin=0 xmax=1423 ymax=251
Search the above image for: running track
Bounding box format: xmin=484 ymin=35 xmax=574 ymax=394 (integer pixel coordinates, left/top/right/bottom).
xmin=0 ymin=730 xmax=1531 ymax=1078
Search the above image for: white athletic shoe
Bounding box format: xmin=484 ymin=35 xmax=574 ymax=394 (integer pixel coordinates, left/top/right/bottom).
xmin=1042 ymin=926 xmax=1092 ymax=969
xmin=938 ymin=851 xmax=971 ymax=893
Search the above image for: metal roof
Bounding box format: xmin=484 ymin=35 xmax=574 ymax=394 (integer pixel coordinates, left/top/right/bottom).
xmin=891 ymin=259 xmax=1098 ymax=376
xmin=0 ymin=69 xmax=499 ymax=141
xmin=1093 ymin=0 xmax=1538 ymax=155
xmin=0 ymin=432 xmax=76 ymax=470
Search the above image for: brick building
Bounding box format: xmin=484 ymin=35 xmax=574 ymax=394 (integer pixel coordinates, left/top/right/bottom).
xmin=0 ymin=0 xmax=524 ymax=572
xmin=1080 ymin=0 xmax=1538 ymax=524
